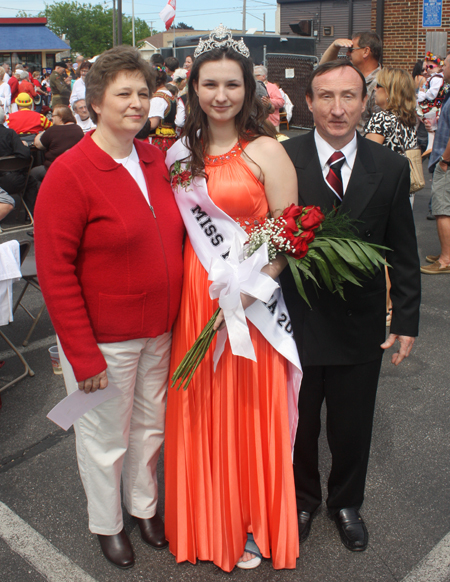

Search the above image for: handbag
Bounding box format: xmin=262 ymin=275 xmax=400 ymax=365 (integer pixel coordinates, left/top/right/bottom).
xmin=403 ymin=148 xmax=425 ymax=193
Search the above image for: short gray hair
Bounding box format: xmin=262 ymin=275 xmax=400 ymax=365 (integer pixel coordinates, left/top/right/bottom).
xmin=0 ymin=107 xmax=5 ymax=124
xmin=254 ymin=65 xmax=267 ymax=78
xmin=19 ymin=71 xmax=28 ymax=80
xmin=72 ymin=99 xmax=86 ymax=111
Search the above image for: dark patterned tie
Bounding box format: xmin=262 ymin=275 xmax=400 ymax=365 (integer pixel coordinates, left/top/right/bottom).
xmin=326 ymin=151 xmax=346 ymax=204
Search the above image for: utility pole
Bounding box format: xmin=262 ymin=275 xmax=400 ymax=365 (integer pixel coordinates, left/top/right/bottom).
xmin=117 ymin=0 xmax=122 ymax=45
xmin=263 ymin=12 xmax=266 ymax=34
xmin=242 ymin=0 xmax=246 ymax=33
xmin=112 ymin=0 xmax=116 ymax=46
xmin=132 ymin=0 xmax=135 ymax=46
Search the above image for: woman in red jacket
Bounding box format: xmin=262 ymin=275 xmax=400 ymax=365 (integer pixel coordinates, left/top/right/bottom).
xmin=34 ymin=46 xmax=184 ymax=569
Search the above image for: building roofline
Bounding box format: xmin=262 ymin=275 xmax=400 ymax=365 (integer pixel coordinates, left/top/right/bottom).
xmin=0 ymin=18 xmax=48 ymax=25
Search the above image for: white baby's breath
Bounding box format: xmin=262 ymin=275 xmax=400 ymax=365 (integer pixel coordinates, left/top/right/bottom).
xmin=244 ymin=217 xmax=293 ymax=261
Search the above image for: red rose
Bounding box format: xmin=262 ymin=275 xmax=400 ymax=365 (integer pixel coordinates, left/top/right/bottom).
xmin=180 ymin=170 xmax=191 ymax=182
xmin=299 ymin=229 xmax=315 ymax=244
xmin=282 ymin=227 xmax=310 ymax=259
xmin=300 ymin=206 xmax=325 ymax=231
xmin=282 ymin=204 xmax=303 ymax=233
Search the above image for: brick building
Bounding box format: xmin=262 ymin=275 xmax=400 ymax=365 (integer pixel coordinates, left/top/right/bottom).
xmin=276 ymin=0 xmax=448 ymax=72
xmin=372 ymin=0 xmax=449 ymax=71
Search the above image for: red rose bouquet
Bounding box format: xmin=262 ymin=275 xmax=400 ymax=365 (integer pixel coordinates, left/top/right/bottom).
xmin=172 ymin=204 xmax=388 ymax=390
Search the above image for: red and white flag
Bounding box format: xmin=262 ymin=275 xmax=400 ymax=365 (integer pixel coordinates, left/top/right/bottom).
xmin=160 ymin=0 xmax=176 ymax=30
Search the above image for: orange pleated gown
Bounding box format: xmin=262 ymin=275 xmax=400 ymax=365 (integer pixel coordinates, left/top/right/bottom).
xmin=164 ymin=141 xmax=299 ymax=572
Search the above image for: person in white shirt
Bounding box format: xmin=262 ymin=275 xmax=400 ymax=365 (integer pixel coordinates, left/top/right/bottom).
xmin=274 ymin=82 xmax=294 ymax=123
xmin=135 ymin=64 xmax=177 ymax=153
xmin=70 ymin=61 xmax=92 ymax=107
xmin=73 ymin=99 xmax=96 ymax=132
xmin=0 ymin=67 xmax=11 ymax=114
xmin=2 ymin=63 xmax=11 ymax=83
xmin=417 ymin=52 xmax=447 ymax=156
xmin=172 ymin=68 xmax=188 ymax=132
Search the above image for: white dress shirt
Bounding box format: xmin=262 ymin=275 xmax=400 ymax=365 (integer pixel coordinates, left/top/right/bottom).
xmin=70 ymin=77 xmax=86 ymax=107
xmin=314 ymin=129 xmax=358 ymax=195
xmin=0 ymin=81 xmax=11 ymax=113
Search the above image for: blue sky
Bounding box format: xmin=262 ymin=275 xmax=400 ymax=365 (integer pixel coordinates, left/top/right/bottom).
xmin=0 ymin=0 xmax=277 ymax=33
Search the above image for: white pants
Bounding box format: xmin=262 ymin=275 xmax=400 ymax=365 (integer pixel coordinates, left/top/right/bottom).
xmin=58 ymin=333 xmax=172 ymax=535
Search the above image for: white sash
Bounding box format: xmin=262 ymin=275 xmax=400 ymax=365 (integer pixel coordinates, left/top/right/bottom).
xmin=166 ymin=139 xmax=302 ymax=449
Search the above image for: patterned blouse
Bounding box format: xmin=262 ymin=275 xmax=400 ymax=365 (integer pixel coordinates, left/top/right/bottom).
xmin=365 ymin=110 xmax=418 ymax=154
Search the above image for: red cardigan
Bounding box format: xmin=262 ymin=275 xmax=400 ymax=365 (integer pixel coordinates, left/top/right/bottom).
xmin=34 ymin=134 xmax=184 ymax=381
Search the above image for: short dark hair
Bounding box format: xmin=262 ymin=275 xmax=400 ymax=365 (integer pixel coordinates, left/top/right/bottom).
xmin=77 ymin=60 xmax=92 ymax=78
xmin=164 ymin=56 xmax=179 ymax=72
xmin=305 ymin=60 xmax=367 ymax=100
xmin=353 ymin=31 xmax=382 ymax=62
xmin=85 ymin=46 xmax=155 ymax=124
xmin=150 ymin=53 xmax=165 ymax=66
xmin=53 ymin=105 xmax=76 ymax=124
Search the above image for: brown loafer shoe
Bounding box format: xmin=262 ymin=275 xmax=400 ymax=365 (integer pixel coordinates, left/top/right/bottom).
xmin=426 ymin=254 xmax=440 ymax=263
xmin=97 ymin=529 xmax=134 ymax=569
xmin=136 ymin=513 xmax=168 ymax=549
xmin=333 ymin=509 xmax=368 ymax=552
xmin=420 ymin=261 xmax=450 ymax=274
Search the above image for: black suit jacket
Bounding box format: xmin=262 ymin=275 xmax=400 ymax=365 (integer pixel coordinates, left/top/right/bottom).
xmin=280 ymin=131 xmax=421 ymax=366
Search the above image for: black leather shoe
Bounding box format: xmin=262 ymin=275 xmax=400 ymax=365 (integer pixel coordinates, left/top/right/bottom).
xmin=298 ymin=511 xmax=313 ymax=543
xmin=136 ymin=513 xmax=168 ymax=549
xmin=333 ymin=508 xmax=368 ymax=552
xmin=97 ymin=529 xmax=134 ymax=569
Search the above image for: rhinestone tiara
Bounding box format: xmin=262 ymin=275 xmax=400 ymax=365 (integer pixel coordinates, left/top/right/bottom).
xmin=194 ymin=24 xmax=250 ymax=59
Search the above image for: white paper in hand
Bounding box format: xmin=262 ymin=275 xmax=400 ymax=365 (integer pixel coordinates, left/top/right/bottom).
xmin=47 ymin=385 xmax=121 ymax=431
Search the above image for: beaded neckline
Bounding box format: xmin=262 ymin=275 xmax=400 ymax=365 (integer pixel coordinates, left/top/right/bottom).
xmin=204 ymin=141 xmax=243 ymax=165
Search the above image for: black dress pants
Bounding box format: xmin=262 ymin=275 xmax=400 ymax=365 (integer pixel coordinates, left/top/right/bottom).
xmin=294 ymin=358 xmax=383 ymax=515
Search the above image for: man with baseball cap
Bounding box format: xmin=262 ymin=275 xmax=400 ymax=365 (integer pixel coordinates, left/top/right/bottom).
xmin=49 ymin=62 xmax=71 ymax=107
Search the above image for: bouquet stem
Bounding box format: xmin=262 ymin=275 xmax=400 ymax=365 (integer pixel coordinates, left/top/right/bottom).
xmin=171 ymin=308 xmax=221 ymax=391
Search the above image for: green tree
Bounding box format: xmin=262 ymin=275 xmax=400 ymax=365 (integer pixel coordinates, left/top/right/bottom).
xmin=36 ymin=1 xmax=153 ymax=57
xmin=175 ymin=22 xmax=194 ymax=30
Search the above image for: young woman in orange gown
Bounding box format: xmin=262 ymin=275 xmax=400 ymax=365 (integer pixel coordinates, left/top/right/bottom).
xmin=164 ymin=33 xmax=300 ymax=572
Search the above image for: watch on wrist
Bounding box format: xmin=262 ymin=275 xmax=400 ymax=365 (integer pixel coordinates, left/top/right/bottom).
xmin=439 ymin=155 xmax=450 ymax=165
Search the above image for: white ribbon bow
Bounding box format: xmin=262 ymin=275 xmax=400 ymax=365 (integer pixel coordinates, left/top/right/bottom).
xmin=208 ymin=235 xmax=279 ymax=369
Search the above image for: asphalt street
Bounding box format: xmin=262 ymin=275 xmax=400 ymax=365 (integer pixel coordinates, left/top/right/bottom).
xmin=0 ymin=152 xmax=449 ymax=582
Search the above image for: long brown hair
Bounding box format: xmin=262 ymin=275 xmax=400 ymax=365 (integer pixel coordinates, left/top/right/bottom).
xmin=377 ymin=67 xmax=417 ymax=127
xmin=183 ymin=47 xmax=275 ymax=178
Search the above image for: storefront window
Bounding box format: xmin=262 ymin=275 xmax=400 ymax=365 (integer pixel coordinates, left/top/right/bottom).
xmin=11 ymin=52 xmax=20 ymax=70
xmin=24 ymin=53 xmax=43 ymax=72
xmin=46 ymin=54 xmax=55 ymax=70
xmin=0 ymin=54 xmax=11 ymax=69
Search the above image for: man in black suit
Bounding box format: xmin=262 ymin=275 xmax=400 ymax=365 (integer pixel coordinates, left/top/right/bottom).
xmin=280 ymin=61 xmax=421 ymax=552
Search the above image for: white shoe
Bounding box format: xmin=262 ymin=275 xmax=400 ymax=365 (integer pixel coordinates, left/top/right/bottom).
xmin=236 ymin=533 xmax=262 ymax=570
